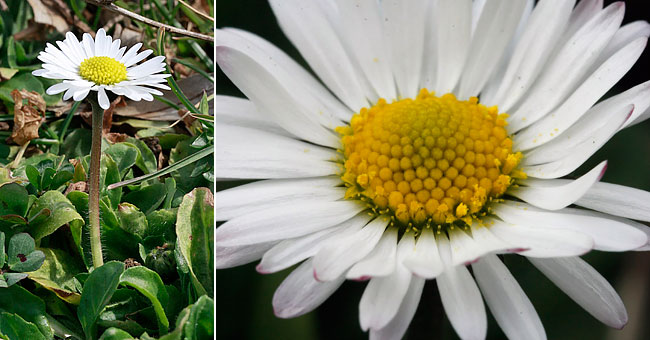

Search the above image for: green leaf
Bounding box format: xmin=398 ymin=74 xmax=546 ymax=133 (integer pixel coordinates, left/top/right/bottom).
xmin=101 ymin=154 xmax=122 ymax=210
xmin=123 ymin=182 xmax=166 ymax=215
xmin=0 ymin=73 xmax=44 ymax=105
xmin=125 ymin=138 xmax=157 ymax=174
xmin=119 ymin=266 xmax=170 ymax=334
xmin=0 ymin=313 xmax=47 ymax=340
xmin=108 ymin=146 xmax=212 ymax=191
xmin=146 ymin=209 xmax=177 ymax=240
xmin=100 ymin=199 xmax=142 ymax=261
xmin=25 ymin=165 xmax=41 ymax=192
xmin=105 ymin=143 xmax=139 ymax=179
xmin=2 ymin=273 xmax=27 ymax=286
xmin=184 ymin=295 xmax=214 ymax=340
xmin=39 ymin=168 xmax=56 ymax=191
xmin=176 ymin=188 xmax=213 ymax=297
xmin=28 ymin=190 xmax=84 ymax=241
xmin=116 ymin=203 xmax=148 ymax=239
xmin=99 ymin=327 xmax=135 ymax=340
xmin=27 ymin=248 xmax=83 ymax=305
xmin=61 ymin=129 xmax=92 ymax=159
xmin=7 ymin=233 xmax=44 ymax=272
xmin=0 ymin=183 xmax=29 ymax=217
xmin=77 ymin=261 xmax=124 ymax=340
xmin=158 ymin=134 xmax=189 ymax=150
xmin=169 ymin=140 xmax=212 ymax=194
xmin=97 ymin=289 xmax=150 ymax=336
xmin=66 ymin=191 xmax=92 ymax=268
xmin=0 ymin=285 xmax=53 ymax=339
xmin=158 ymin=305 xmax=190 ymax=340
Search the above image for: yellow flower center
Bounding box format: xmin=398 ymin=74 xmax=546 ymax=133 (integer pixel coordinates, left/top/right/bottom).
xmin=337 ymin=89 xmax=525 ymax=230
xmin=78 ymin=56 xmax=127 ymax=85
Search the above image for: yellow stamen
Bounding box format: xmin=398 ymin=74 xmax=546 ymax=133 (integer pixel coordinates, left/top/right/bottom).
xmin=338 ymin=89 xmax=524 ymax=228
xmin=78 ymin=56 xmax=127 ymax=85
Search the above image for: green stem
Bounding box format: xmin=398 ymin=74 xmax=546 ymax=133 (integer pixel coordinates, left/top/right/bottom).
xmin=88 ymin=96 xmax=104 ymax=268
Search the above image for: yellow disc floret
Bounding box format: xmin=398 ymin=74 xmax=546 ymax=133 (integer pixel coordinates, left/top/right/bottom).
xmin=337 ymin=89 xmax=523 ymax=229
xmin=78 ymin=56 xmax=127 ymax=85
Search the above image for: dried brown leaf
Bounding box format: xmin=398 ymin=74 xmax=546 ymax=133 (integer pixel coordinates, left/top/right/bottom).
xmin=26 ymin=0 xmax=69 ymax=33
xmin=10 ymin=90 xmax=46 ymax=145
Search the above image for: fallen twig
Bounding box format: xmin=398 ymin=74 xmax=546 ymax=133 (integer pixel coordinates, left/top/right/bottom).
xmin=84 ymin=0 xmax=214 ymax=42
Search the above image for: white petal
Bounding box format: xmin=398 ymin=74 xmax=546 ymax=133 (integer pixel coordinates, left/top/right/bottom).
xmin=359 ymin=235 xmax=414 ymax=331
xmin=347 ymin=228 xmax=398 ymax=280
xmin=214 ymin=241 xmax=277 ymax=269
xmin=522 ymin=104 xmax=633 ymax=179
xmin=594 ymin=21 xmax=650 ymax=75
xmin=575 ymin=181 xmax=650 ymax=222
xmin=214 ymin=201 xmax=364 ymax=247
xmin=94 ymin=28 xmax=108 ymax=56
xmin=561 ymin=0 xmax=604 ymax=43
xmin=515 ymin=37 xmax=646 ymax=149
xmin=621 ymin=80 xmax=650 ymax=129
xmin=214 ymin=177 xmax=343 ymax=221
xmin=214 ymin=125 xmax=339 ymax=180
xmin=257 ymin=218 xmax=363 ymax=274
xmin=369 ymin=276 xmax=425 ymax=340
xmin=509 ymin=3 xmax=625 ymax=131
xmin=485 ymin=0 xmax=575 ymax=111
xmin=359 ymin=271 xmax=410 ymax=331
xmin=432 ymin=0 xmax=472 ymax=94
xmin=493 ymin=201 xmax=647 ymax=252
xmin=381 ymin=0 xmax=427 ymax=98
xmin=448 ymin=228 xmax=484 ymax=267
xmin=213 ymin=95 xmax=289 ymax=136
xmin=215 ymin=46 xmax=340 ymax=148
xmin=45 ymin=82 xmax=72 ymax=95
xmin=119 ymin=43 xmax=143 ymax=64
xmin=510 ymin=161 xmax=607 ymax=210
xmin=269 ymin=0 xmax=369 ymax=111
xmin=82 ymin=33 xmax=95 ymax=58
xmin=437 ymin=235 xmax=487 ymax=340
xmin=419 ymin=1 xmax=437 ymax=90
xmin=72 ymin=87 xmax=90 ymax=101
xmin=272 ymin=259 xmax=345 ymax=318
xmin=334 ymin=0 xmax=396 ymax=100
xmin=126 ymin=55 xmax=164 ymax=78
xmin=124 ymin=49 xmax=154 ymax=68
xmin=107 ymin=39 xmax=122 ymax=59
xmin=97 ymin=87 xmax=109 ymax=109
xmin=522 ymin=80 xmax=650 ymax=165
xmin=457 ymin=0 xmax=527 ymax=99
xmin=486 ymin=217 xmax=593 ymax=258
xmin=403 ymin=228 xmax=444 ymax=279
xmin=469 ymin=222 xmax=515 ymax=254
xmin=529 ymin=256 xmax=627 ymax=329
xmin=56 ymin=39 xmax=82 ymax=65
xmin=313 ymin=216 xmax=387 ymax=282
xmin=215 ymin=29 xmax=344 ymax=131
xmin=472 ymin=254 xmax=546 ymax=340
xmin=222 ymin=28 xmax=352 ymax=122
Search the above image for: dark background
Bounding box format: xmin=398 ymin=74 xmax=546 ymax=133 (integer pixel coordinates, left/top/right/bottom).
xmin=214 ymin=1 xmax=650 ymax=339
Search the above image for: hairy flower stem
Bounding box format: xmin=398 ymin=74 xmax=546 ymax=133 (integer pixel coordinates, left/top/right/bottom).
xmin=88 ymin=96 xmax=104 ymax=267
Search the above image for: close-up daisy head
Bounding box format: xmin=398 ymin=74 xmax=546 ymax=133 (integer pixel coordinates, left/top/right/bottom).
xmin=32 ymin=28 xmax=171 ymax=110
xmin=214 ymin=0 xmax=650 ymax=339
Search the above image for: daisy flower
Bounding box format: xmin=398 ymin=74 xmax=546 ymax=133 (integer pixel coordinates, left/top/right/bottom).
xmin=215 ymin=1 xmax=650 ymax=339
xmin=32 ymin=28 xmax=170 ymax=109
